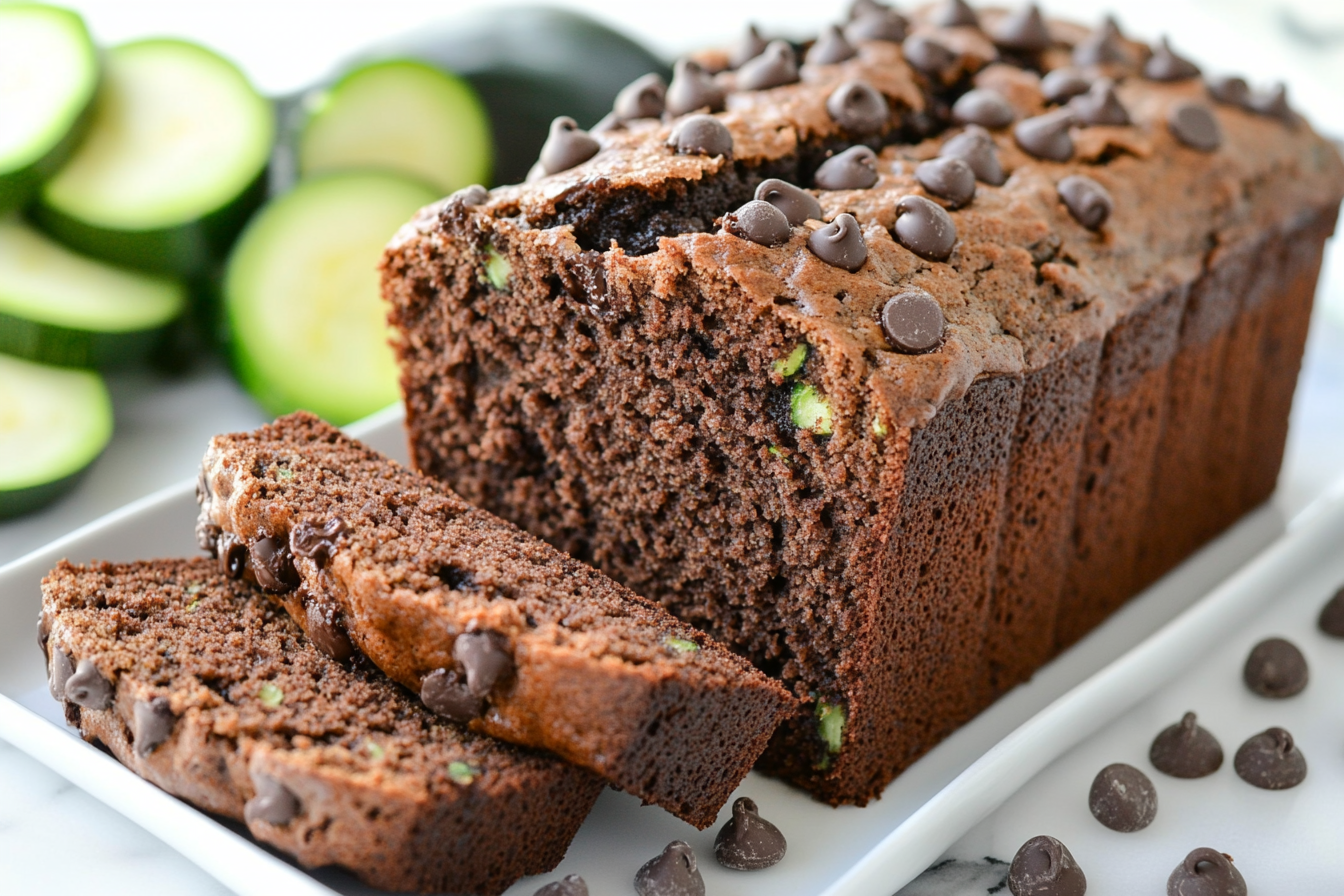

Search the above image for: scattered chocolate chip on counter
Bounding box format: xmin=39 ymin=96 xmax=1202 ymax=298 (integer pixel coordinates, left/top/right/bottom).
xmin=635 ymin=841 xmax=705 ymax=896
xmin=1243 ymin=636 xmax=1308 ymax=697
xmin=539 ymin=117 xmax=600 ymax=175
xmin=1015 ymin=109 xmax=1076 ymax=162
xmin=668 ymin=115 xmax=733 ymax=157
xmin=814 ymin=145 xmax=879 ymax=190
xmin=941 ymin=125 xmax=1006 ymax=184
xmin=1150 ymin=712 xmax=1223 ymax=778
xmin=723 ymin=200 xmax=793 ymax=247
xmin=1316 ymin=584 xmax=1344 ymax=637
xmin=1167 ymin=102 xmax=1222 ymax=151
xmin=755 ymin=178 xmax=821 ymax=224
xmin=1145 ymin=36 xmax=1201 ymax=82
xmin=1234 ymin=726 xmax=1306 ymax=789
xmin=1057 ymin=175 xmax=1113 ymax=230
xmin=916 ymin=156 xmax=976 ymax=208
xmin=1088 ymin=762 xmax=1157 ymax=832
xmin=1166 ymin=848 xmax=1247 ymax=896
xmin=1008 ymin=835 xmax=1086 ymax=896
xmin=534 ymin=874 xmax=589 ymax=896
xmin=880 ymin=290 xmax=946 ymax=354
xmin=808 ymin=213 xmax=868 ymax=271
xmin=894 ymin=195 xmax=958 ymax=260
xmin=714 ymin=796 xmax=787 ymax=870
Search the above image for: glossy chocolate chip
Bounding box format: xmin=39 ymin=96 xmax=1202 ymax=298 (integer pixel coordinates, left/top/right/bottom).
xmin=665 ymin=59 xmax=725 ymax=117
xmin=916 ymin=157 xmax=976 ymax=207
xmin=1145 ymin=36 xmax=1201 ymax=82
xmin=1234 ymin=727 xmax=1306 ymax=789
xmin=724 ymin=200 xmax=792 ymax=247
xmin=245 ymin=771 xmax=299 ymax=826
xmin=807 ymin=26 xmax=857 ymax=65
xmin=1317 ymin=585 xmax=1344 ymax=637
xmin=1167 ymin=102 xmax=1221 ymax=151
xmin=880 ymin=290 xmax=946 ymax=354
xmin=1206 ymin=75 xmax=1250 ymax=108
xmin=941 ymin=125 xmax=1006 ymax=185
xmin=218 ymin=531 xmax=247 ymax=579
xmin=902 ymin=35 xmax=956 ymax=77
xmin=250 ymin=536 xmax=299 ymax=594
xmin=539 ymin=117 xmax=599 ymax=175
xmin=420 ymin=668 xmax=483 ymax=721
xmin=454 ymin=630 xmax=514 ymax=698
xmin=826 ymin=81 xmax=890 ymax=134
xmin=37 ymin=611 xmax=50 ymax=661
xmin=290 ymin=516 xmax=347 ymax=569
xmin=133 ymin=697 xmax=174 ymax=757
xmin=1243 ymin=637 xmax=1308 ymax=697
xmin=844 ymin=10 xmax=907 ymax=44
xmin=814 ymin=145 xmax=879 ymax=190
xmin=894 ymin=195 xmax=957 ymax=260
xmin=952 ymin=89 xmax=1015 ymax=129
xmin=669 ymin=115 xmax=733 ymax=157
xmin=614 ymin=73 xmax=667 ymax=121
xmin=1151 ymin=712 xmax=1224 ymax=778
xmin=1068 ymin=78 xmax=1130 ymax=126
xmin=1015 ymin=109 xmax=1076 ymax=161
xmin=65 ymin=658 xmax=113 ymax=710
xmin=1248 ymin=83 xmax=1292 ymax=122
xmin=49 ymin=647 xmax=74 ymax=702
xmin=305 ymin=597 xmax=355 ymax=662
xmin=1041 ymin=67 xmax=1092 ymax=104
xmin=807 ymin=214 xmax=868 ymax=272
xmin=755 ymin=179 xmax=821 ymax=225
xmin=1071 ymin=16 xmax=1127 ymax=67
xmin=992 ymin=4 xmax=1052 ymax=55
xmin=737 ymin=41 xmax=799 ymax=91
xmin=1167 ymin=848 xmax=1247 ymax=896
xmin=929 ymin=0 xmax=979 ymax=28
xmin=1057 ymin=175 xmax=1113 ymax=230
xmin=447 ymin=184 xmax=489 ymax=208
xmin=534 ymin=875 xmax=589 ymax=896
xmin=195 ymin=518 xmax=221 ymax=557
xmin=714 ymin=797 xmax=787 ymax=870
xmin=1088 ymin=762 xmax=1157 ymax=832
xmin=1008 ymin=836 xmax=1086 ymax=896
xmin=729 ymin=24 xmax=769 ymax=70
xmin=846 ymin=0 xmax=887 ymax=20
xmin=635 ymin=841 xmax=705 ymax=896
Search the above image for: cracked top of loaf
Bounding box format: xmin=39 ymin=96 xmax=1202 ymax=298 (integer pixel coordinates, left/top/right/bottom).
xmin=388 ymin=2 xmax=1344 ymax=428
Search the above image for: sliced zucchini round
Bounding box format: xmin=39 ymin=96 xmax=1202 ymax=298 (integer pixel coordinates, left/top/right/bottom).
xmin=0 ymin=353 xmax=113 ymax=519
xmin=298 ymin=59 xmax=492 ymax=194
xmin=0 ymin=217 xmax=185 ymax=367
xmin=36 ymin=39 xmax=273 ymax=277
xmin=224 ymin=172 xmax=437 ymax=425
xmin=0 ymin=4 xmax=99 ymax=213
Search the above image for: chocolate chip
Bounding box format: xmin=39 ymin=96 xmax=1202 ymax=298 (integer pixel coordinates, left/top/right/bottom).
xmin=1088 ymin=762 xmax=1157 ymax=833
xmin=1144 ymin=36 xmax=1200 ymax=82
xmin=665 ymin=59 xmax=726 ymax=117
xmin=420 ymin=668 xmax=483 ymax=721
xmin=217 ymin=531 xmax=247 ymax=579
xmin=1150 ymin=712 xmax=1223 ymax=778
xmin=290 ymin=516 xmax=347 ymax=569
xmin=614 ymin=73 xmax=667 ymax=121
xmin=729 ymin=24 xmax=769 ymax=70
xmin=250 ymin=536 xmax=299 ymax=594
xmin=454 ymin=630 xmax=513 ymax=698
xmin=916 ymin=157 xmax=976 ymax=207
xmin=1166 ymin=848 xmax=1247 ymax=896
xmin=1014 ymin=109 xmax=1075 ymax=161
xmin=880 ymin=290 xmax=946 ymax=354
xmin=635 ymin=841 xmax=705 ymax=896
xmin=814 ymin=145 xmax=879 ymax=190
xmin=846 ymin=0 xmax=887 ymax=20
xmin=929 ymin=0 xmax=979 ymax=28
xmin=538 ymin=117 xmax=599 ymax=175
xmin=1206 ymin=75 xmax=1250 ymax=108
xmin=1247 ymin=83 xmax=1292 ymax=123
xmin=1068 ymin=78 xmax=1130 ymax=126
xmin=991 ymin=4 xmax=1052 ymax=55
xmin=844 ymin=10 xmax=908 ymax=44
xmin=1167 ymin=102 xmax=1221 ymax=151
xmin=1057 ymin=175 xmax=1113 ymax=230
xmin=940 ymin=125 xmax=1006 ymax=185
xmin=807 ymin=26 xmax=857 ymax=65
xmin=807 ymin=214 xmax=868 ymax=272
xmin=826 ymin=80 xmax=890 ymax=134
xmin=49 ymin=647 xmax=74 ymax=702
xmin=669 ymin=115 xmax=733 ymax=157
xmin=723 ymin=200 xmax=793 ymax=247
xmin=902 ymin=35 xmax=956 ymax=78
xmin=894 ymin=195 xmax=957 ymax=261
xmin=1008 ymin=835 xmax=1086 ymax=896
xmin=65 ymin=658 xmax=114 ymax=710
xmin=713 ymin=797 xmax=786 ymax=870
xmin=245 ymin=771 xmax=299 ymax=826
xmin=1071 ymin=16 xmax=1127 ymax=67
xmin=1317 ymin=585 xmax=1344 ymax=637
xmin=952 ymin=89 xmax=1015 ymax=129
xmin=1041 ymin=68 xmax=1092 ymax=104
xmin=133 ymin=697 xmax=174 ymax=757
xmin=755 ymin=179 xmax=821 ymax=225
xmin=37 ymin=611 xmax=50 ymax=661
xmin=1234 ymin=726 xmax=1306 ymax=789
xmin=534 ymin=875 xmax=589 ymax=896
xmin=195 ymin=518 xmax=221 ymax=557
xmin=1243 ymin=637 xmax=1308 ymax=697
xmin=736 ymin=40 xmax=799 ymax=91
xmin=447 ymin=184 xmax=489 ymax=208
xmin=305 ymin=597 xmax=355 ymax=662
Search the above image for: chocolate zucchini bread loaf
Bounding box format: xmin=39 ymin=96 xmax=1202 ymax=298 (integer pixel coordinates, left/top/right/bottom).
xmin=40 ymin=558 xmax=602 ymax=894
xmin=381 ymin=3 xmax=1344 ymax=805
xmin=196 ymin=412 xmax=795 ymax=828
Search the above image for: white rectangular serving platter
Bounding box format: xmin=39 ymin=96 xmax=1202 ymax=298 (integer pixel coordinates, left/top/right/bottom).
xmin=0 ymin=403 xmax=1316 ymax=896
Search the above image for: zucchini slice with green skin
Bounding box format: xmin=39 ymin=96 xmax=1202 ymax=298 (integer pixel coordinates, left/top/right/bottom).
xmin=36 ymin=39 xmax=272 ymax=278
xmin=298 ymin=59 xmax=491 ymax=194
xmin=0 ymin=217 xmax=185 ymax=367
xmin=224 ymin=172 xmax=438 ymax=425
xmin=0 ymin=353 xmax=112 ymax=519
xmin=0 ymin=4 xmax=99 ymax=214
